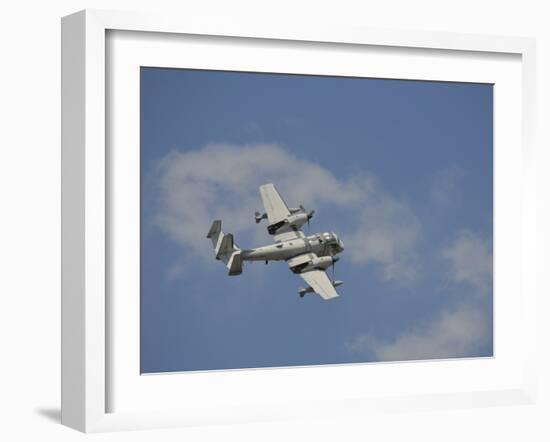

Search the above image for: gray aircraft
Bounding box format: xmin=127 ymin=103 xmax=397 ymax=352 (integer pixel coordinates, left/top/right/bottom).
xmin=207 ymin=183 xmax=345 ymax=299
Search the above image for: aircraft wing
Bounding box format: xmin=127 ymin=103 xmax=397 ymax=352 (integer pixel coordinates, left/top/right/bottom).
xmin=259 ymin=183 xmax=291 ymax=225
xmin=299 ymin=270 xmax=340 ymax=300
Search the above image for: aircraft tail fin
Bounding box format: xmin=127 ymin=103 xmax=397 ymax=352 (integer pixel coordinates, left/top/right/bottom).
xmin=206 ymin=220 xmax=243 ymax=276
xmin=227 ymin=250 xmax=243 ymax=276
xmin=207 ymin=220 xmax=222 ymax=247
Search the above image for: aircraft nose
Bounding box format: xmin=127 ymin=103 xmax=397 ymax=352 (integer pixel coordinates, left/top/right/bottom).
xmin=339 ymin=240 xmax=345 ymax=251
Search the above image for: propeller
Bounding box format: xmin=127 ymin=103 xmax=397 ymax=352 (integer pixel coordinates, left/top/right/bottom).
xmin=307 ymin=209 xmax=315 ymax=221
xmin=300 ymin=205 xmax=315 ymax=231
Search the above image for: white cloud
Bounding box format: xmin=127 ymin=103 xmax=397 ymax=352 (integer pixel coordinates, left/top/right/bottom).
xmin=442 ymin=230 xmax=493 ymax=295
xmin=343 ymin=187 xmax=421 ymax=285
xmin=346 ymin=230 xmax=493 ymax=361
xmin=431 ymin=165 xmax=465 ymax=206
xmin=346 ymin=305 xmax=490 ymax=361
xmin=152 ymin=143 xmax=420 ymax=284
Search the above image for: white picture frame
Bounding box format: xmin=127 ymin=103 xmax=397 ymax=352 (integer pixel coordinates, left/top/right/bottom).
xmin=61 ymin=9 xmax=537 ymax=433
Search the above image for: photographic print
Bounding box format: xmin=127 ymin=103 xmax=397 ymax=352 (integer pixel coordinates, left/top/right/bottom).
xmin=140 ymin=68 xmax=493 ymax=374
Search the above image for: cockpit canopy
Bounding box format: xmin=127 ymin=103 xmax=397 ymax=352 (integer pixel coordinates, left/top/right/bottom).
xmin=333 ymin=233 xmax=344 ymax=251
xmin=318 ymin=232 xmax=344 ymax=253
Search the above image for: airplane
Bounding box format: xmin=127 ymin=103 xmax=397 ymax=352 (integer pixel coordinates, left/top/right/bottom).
xmin=207 ymin=183 xmax=345 ymax=300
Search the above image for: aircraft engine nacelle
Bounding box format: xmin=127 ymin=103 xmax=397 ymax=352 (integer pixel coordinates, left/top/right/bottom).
xmin=311 ymin=256 xmax=336 ymax=269
xmin=286 ymin=212 xmax=308 ymax=228
xmin=268 ymin=212 xmax=310 ymax=234
xmin=300 ymin=255 xmax=337 ymax=273
xmin=312 ymin=256 xmax=333 ymax=268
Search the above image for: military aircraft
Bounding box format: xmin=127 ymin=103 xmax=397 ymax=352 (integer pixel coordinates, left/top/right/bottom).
xmin=207 ymin=183 xmax=345 ymax=300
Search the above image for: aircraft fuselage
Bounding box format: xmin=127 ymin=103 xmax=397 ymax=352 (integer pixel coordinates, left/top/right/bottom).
xmin=242 ymin=231 xmax=344 ymax=262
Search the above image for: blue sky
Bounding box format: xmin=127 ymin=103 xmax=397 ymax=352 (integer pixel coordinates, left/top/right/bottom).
xmin=140 ymin=68 xmax=493 ymax=373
